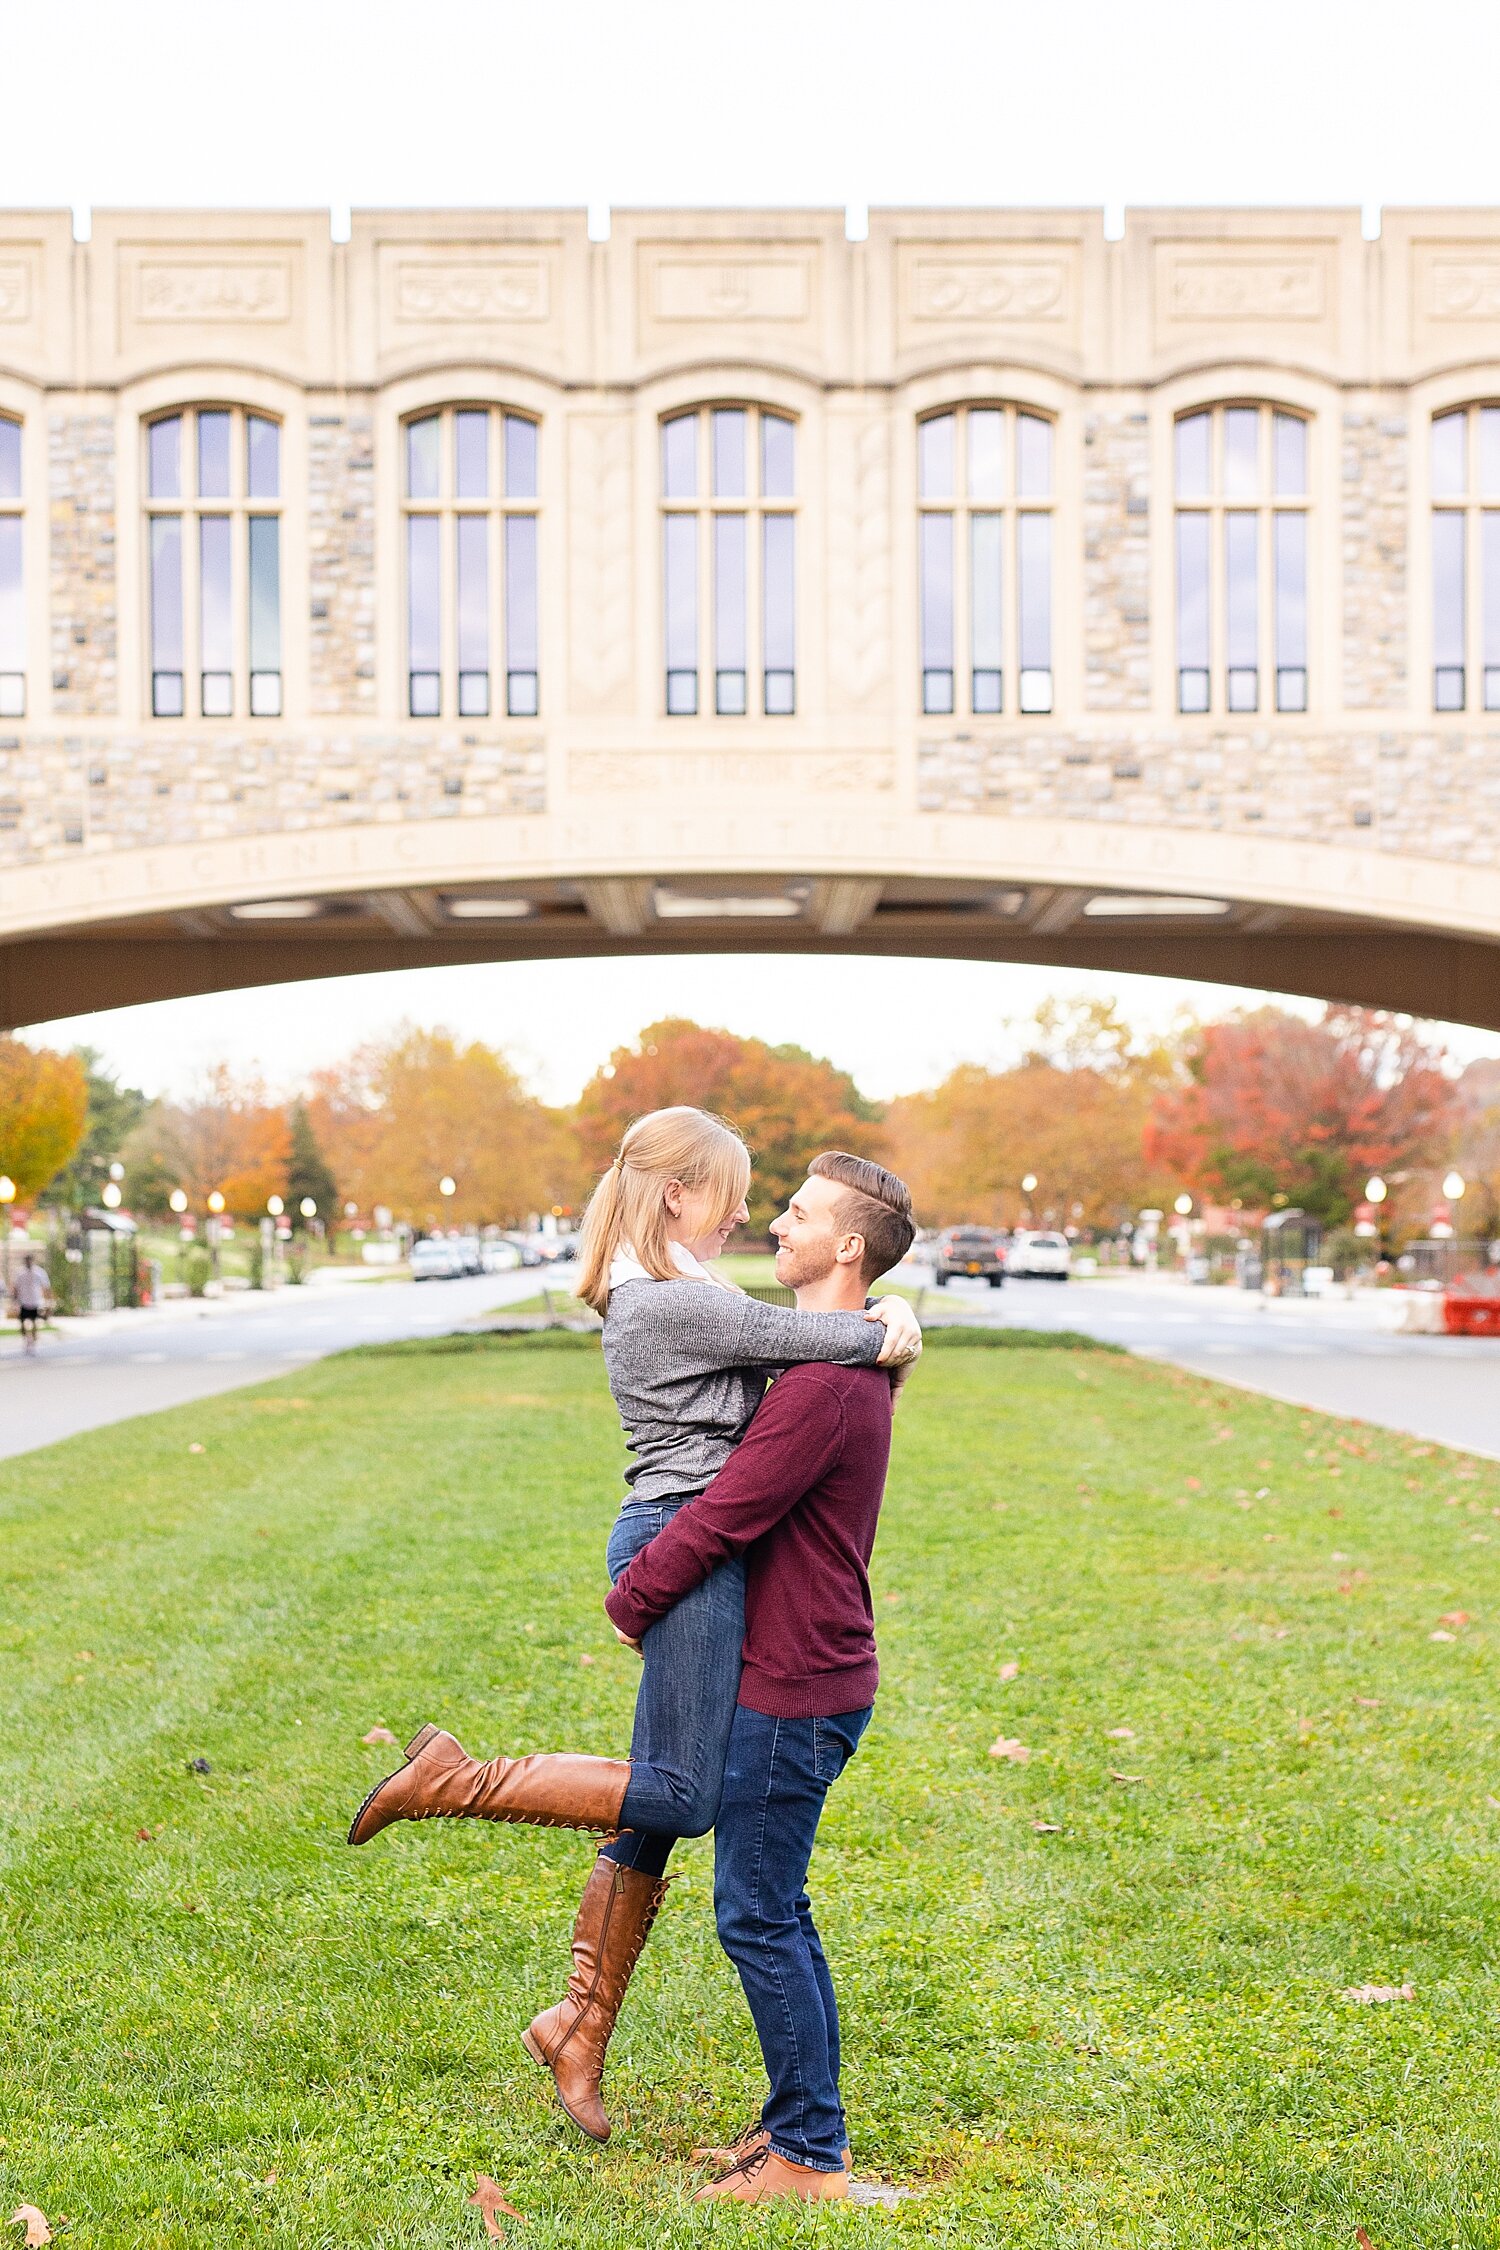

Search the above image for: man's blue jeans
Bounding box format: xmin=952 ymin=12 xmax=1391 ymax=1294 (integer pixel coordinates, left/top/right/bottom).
xmin=602 ymin=1499 xmax=745 ymax=1854
xmin=712 ymin=1703 xmax=872 ymax=2172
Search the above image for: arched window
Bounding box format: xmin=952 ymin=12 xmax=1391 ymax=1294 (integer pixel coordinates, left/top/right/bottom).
xmin=661 ymin=406 xmax=796 ymax=717
xmin=917 ymin=405 xmax=1053 ymax=718
xmin=402 ymin=406 xmax=539 ymax=719
xmin=145 ymin=407 xmax=282 ymax=719
xmin=1173 ymin=404 xmax=1308 ymax=715
xmin=0 ymin=414 xmax=21 ymax=717
xmin=1430 ymin=405 xmax=1500 ymax=711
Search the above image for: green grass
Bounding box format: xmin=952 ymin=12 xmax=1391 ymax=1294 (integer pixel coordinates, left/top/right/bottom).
xmin=2 ymin=1338 xmax=1498 ymax=2246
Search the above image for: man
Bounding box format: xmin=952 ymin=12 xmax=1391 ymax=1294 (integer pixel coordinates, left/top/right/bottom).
xmin=604 ymin=1151 xmax=915 ymax=2205
xmin=12 ymin=1251 xmax=52 ymax=1355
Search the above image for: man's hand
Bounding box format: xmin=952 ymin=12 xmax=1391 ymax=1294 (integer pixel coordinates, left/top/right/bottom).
xmin=613 ymin=1624 xmax=643 ymax=1657
xmin=868 ymin=1293 xmax=922 ymax=1367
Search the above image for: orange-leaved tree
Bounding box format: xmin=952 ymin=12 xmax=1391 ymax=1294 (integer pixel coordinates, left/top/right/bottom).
xmin=574 ymin=1018 xmax=884 ymax=1236
xmin=883 ymin=998 xmax=1182 ymax=1232
xmin=308 ymin=1025 xmax=577 ymax=1228
xmin=1144 ymin=1006 xmax=1456 ymax=1227
xmin=123 ymin=1063 xmax=292 ymax=1219
xmin=0 ymin=1037 xmax=90 ymax=1203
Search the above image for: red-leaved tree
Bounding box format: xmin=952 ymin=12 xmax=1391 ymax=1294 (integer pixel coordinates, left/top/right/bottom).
xmin=1144 ymin=1007 xmax=1456 ymax=1225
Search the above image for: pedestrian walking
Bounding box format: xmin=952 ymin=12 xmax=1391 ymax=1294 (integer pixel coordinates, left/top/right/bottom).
xmin=12 ymin=1251 xmax=52 ymax=1355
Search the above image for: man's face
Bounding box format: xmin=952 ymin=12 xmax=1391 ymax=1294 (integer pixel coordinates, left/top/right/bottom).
xmin=770 ymin=1175 xmax=857 ymax=1290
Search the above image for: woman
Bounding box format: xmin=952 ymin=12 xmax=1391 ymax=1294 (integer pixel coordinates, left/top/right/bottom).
xmin=348 ymin=1106 xmax=921 ymax=2139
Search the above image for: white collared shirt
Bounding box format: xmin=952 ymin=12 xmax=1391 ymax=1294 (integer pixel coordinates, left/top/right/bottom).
xmin=609 ymin=1239 xmax=715 ymax=1289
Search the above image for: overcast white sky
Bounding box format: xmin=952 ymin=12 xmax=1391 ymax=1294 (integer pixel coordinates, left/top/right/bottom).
xmin=8 ymin=0 xmax=1500 ymax=1101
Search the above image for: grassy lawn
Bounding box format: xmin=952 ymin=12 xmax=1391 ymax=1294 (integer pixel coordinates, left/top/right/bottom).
xmin=1 ymin=1334 xmax=1498 ymax=2246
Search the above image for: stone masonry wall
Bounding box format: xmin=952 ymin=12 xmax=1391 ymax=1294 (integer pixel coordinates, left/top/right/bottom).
xmin=308 ymin=412 xmax=375 ymax=717
xmin=1083 ymin=410 xmax=1151 ymax=711
xmin=48 ymin=414 xmax=116 ymax=717
xmin=916 ymin=725 xmax=1500 ymax=867
xmin=0 ymin=730 xmax=544 ymax=865
xmin=1342 ymin=407 xmax=1407 ymax=710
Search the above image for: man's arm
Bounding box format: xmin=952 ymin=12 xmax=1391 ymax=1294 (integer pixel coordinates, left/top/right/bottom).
xmin=604 ymin=1370 xmax=846 ymax=1641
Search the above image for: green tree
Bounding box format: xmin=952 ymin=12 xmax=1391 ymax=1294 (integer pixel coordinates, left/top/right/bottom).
xmin=46 ymin=1048 xmax=149 ymax=1210
xmin=286 ymin=1102 xmax=339 ymax=1231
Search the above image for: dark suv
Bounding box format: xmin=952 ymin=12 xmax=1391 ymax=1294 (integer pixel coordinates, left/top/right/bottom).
xmin=933 ymin=1226 xmax=1006 ymax=1288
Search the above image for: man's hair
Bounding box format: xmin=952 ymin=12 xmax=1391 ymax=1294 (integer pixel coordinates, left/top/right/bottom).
xmin=809 ymin=1151 xmax=916 ymax=1284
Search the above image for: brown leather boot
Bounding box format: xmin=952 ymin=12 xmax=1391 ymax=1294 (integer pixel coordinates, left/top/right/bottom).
xmin=521 ymin=1853 xmax=670 ymax=2140
xmin=347 ymin=1725 xmax=630 ymax=1846
xmin=692 ymin=2123 xmax=851 ymax=2173
xmin=693 ymin=2145 xmax=850 ymax=2203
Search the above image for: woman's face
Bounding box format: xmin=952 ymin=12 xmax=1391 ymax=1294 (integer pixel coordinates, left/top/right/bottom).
xmin=665 ymin=1178 xmax=750 ymax=1262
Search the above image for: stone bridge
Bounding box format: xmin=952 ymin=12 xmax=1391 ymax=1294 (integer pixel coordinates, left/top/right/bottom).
xmin=1 ymin=206 xmax=1499 ymax=1029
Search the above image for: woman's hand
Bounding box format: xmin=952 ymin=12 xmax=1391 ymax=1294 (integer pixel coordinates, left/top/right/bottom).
xmin=613 ymin=1624 xmax=644 ymax=1657
xmin=867 ymin=1293 xmax=922 ymax=1367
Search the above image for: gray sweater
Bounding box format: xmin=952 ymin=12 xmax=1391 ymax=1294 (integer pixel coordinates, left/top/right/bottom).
xmin=603 ymin=1278 xmax=884 ymax=1505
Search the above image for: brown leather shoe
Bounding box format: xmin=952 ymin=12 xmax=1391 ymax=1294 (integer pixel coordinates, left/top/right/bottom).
xmin=521 ymin=1854 xmax=670 ymax=2140
xmin=693 ymin=2145 xmax=850 ymax=2203
xmin=692 ymin=2122 xmax=851 ymax=2173
xmin=347 ymin=1725 xmax=630 ymax=1846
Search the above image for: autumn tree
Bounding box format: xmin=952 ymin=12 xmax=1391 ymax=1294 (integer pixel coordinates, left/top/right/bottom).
xmin=573 ymin=1018 xmax=884 ymax=1236
xmin=1449 ymin=1058 xmax=1500 ymax=1237
xmin=307 ymin=1025 xmax=575 ymax=1228
xmin=122 ymin=1064 xmax=292 ymax=1220
xmin=0 ymin=1037 xmax=90 ymax=1203
xmin=1145 ymin=1006 xmax=1457 ymax=1227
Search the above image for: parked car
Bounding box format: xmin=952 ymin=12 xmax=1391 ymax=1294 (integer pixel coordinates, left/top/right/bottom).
xmin=1007 ymin=1230 xmax=1072 ymax=1280
xmin=481 ymin=1238 xmax=522 ymax=1273
xmin=454 ymin=1234 xmax=484 ymax=1276
xmin=932 ymin=1225 xmax=1006 ymax=1287
xmin=410 ymin=1236 xmax=465 ymax=1280
xmin=503 ymin=1234 xmax=545 ymax=1268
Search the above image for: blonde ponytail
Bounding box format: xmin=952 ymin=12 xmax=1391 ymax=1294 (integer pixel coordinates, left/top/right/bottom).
xmin=576 ymin=1107 xmax=751 ymax=1313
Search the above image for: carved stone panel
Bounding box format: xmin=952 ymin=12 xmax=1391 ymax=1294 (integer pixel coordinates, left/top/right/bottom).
xmin=634 ymin=241 xmax=823 ymax=364
xmin=0 ymin=238 xmax=53 ymax=366
xmin=375 ymin=244 xmax=559 ymax=358
xmin=566 ymin=417 xmax=634 ymax=716
xmin=116 ymin=242 xmax=302 ymax=357
xmin=893 ymin=244 xmax=1080 ymax=358
xmin=1152 ymin=241 xmax=1338 ymax=354
xmin=0 ymin=259 xmax=34 ymax=324
xmin=1408 ymin=239 xmax=1500 ymax=360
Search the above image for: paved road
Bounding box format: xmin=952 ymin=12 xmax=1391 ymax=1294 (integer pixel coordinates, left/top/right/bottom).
xmin=915 ymin=1268 xmax=1500 ymax=1458
xmin=0 ymin=1267 xmax=544 ymax=1463
xmin=3 ymin=1262 xmax=1497 ymax=1465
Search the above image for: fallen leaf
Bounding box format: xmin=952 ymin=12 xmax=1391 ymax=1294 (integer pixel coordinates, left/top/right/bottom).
xmin=263 ymin=2172 xmax=277 ymax=2186
xmin=1327 ymin=1505 xmax=1343 ymax=1517
xmin=135 ymin=1826 xmax=154 ymax=1842
xmin=882 ymin=1590 xmax=901 ymax=1604
xmin=988 ymin=1737 xmax=1029 ymax=1764
xmin=469 ymin=2177 xmax=525 ymax=2239
xmin=998 ymin=1660 xmax=1020 ymax=1681
xmin=188 ymin=1443 xmax=205 ymax=1455
xmin=1430 ymin=1630 xmax=1457 ymax=1643
xmin=1109 ymin=1770 xmax=1144 ymax=1784
xmin=1439 ymin=1611 xmax=1470 ymax=1629
xmin=361 ymin=1726 xmax=397 ymax=1746
xmin=1486 ymin=1794 xmax=1500 ymax=1811
xmin=1031 ymin=1821 xmax=1062 ymax=1833
xmin=11 ymin=2209 xmax=52 ymax=2247
xmin=75 ymin=1651 xmax=93 ymax=1662
xmin=1341 ymin=1982 xmax=1415 ymax=2004
xmin=578 ymin=1653 xmax=596 ymax=1667
xmin=1184 ymin=1476 xmax=1201 ymax=1491
xmin=1355 ymin=2230 xmax=1376 ymax=2250
xmin=1355 ymin=1697 xmax=1381 ymax=1708
xmin=1105 ymin=1726 xmax=1135 ymax=1741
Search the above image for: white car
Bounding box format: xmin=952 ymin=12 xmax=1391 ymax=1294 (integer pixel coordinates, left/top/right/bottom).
xmin=410 ymin=1237 xmax=465 ymax=1280
xmin=481 ymin=1239 xmax=522 ymax=1273
xmin=1006 ymin=1230 xmax=1072 ymax=1280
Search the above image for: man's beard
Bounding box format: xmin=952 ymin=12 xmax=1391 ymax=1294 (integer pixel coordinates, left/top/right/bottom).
xmin=775 ymin=1237 xmax=839 ymax=1292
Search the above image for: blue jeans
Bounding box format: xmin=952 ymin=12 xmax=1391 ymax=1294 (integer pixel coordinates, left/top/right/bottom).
xmin=601 ymin=1499 xmax=745 ymax=1859
xmin=712 ymin=1703 xmax=872 ymax=2172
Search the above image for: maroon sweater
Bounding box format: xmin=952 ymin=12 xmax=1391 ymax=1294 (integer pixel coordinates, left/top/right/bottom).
xmin=604 ymin=1361 xmax=893 ymax=1719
